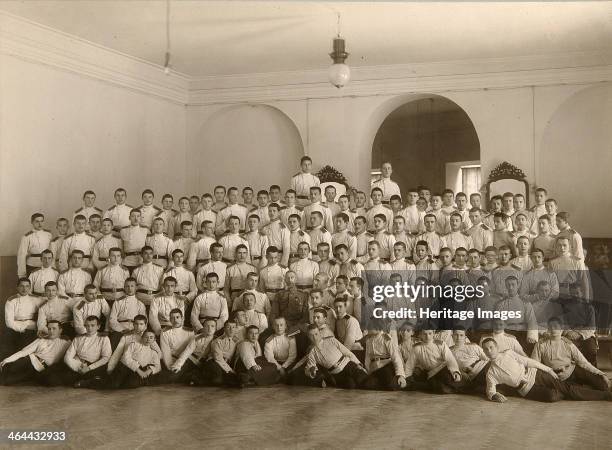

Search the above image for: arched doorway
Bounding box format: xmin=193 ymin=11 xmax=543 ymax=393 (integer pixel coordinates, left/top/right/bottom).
xmin=194 ymin=104 xmax=304 ymax=193
xmin=371 ymin=95 xmax=481 ymax=198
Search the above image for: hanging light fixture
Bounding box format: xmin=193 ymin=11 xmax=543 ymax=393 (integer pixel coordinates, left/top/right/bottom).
xmin=328 ymin=12 xmax=350 ymax=89
xmin=163 ymin=0 xmax=171 ymax=75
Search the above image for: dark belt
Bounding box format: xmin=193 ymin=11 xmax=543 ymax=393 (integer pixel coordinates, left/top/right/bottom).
xmin=32 ymin=292 xmax=44 ymax=297
xmin=118 ymin=319 xmax=132 ymax=323
xmin=297 ymin=195 xmax=309 ymax=200
xmin=196 ymin=259 xmax=210 ymax=264
xmin=230 ymin=289 xmax=242 ymax=294
xmin=27 ymin=253 xmax=43 ymax=258
xmin=200 ymin=314 xmax=221 ymax=320
xmin=266 ymin=288 xmax=283 ymax=293
xmin=296 ymin=284 xmax=313 ymax=289
xmin=289 ymin=253 xmax=299 ymax=258
xmin=329 ymin=356 xmax=346 ymax=372
xmin=252 ymin=256 xmax=262 ymax=260
xmin=125 ymin=251 xmax=140 ymax=256
xmin=137 ymin=289 xmax=160 ymax=294
xmin=98 ymin=257 xmax=108 ymax=262
xmin=381 ymin=200 xmax=390 ymax=205
xmin=100 ymin=288 xmax=124 ymax=293
xmin=152 ymin=255 xmax=167 ymax=260
xmin=176 ymin=290 xmax=189 ymax=296
xmin=222 ymin=258 xmax=234 ymax=263
xmin=82 ymin=255 xmax=91 ymax=259
xmin=371 ymin=357 xmax=390 ymax=362
xmin=66 ymin=292 xmax=84 ymax=298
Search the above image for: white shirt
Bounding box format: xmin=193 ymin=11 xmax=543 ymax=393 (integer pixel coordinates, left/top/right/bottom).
xmin=103 ymin=204 xmax=132 ymax=230
xmin=264 ymin=334 xmax=297 ymax=368
xmin=160 ymin=326 xmax=194 ymax=368
xmin=290 ymin=172 xmax=320 ymax=199
xmin=197 ymin=261 xmax=227 ymax=290
xmin=5 ymin=294 xmax=45 ymax=332
xmin=108 ymin=295 xmax=146 ymax=332
xmin=404 ymin=341 xmax=460 ymax=379
xmin=289 ymin=258 xmax=320 ymax=288
xmin=121 ymin=341 xmax=161 ymax=374
xmin=17 ymin=229 xmax=53 ymax=276
xmin=64 ymin=333 xmax=111 ymax=371
xmin=138 ymin=204 xmax=162 ymax=229
xmin=28 ymin=267 xmax=59 ymax=296
xmin=371 ymin=177 xmax=401 ymax=202
xmin=191 ymin=291 xmax=229 ymax=331
xmin=4 ymin=337 xmax=70 ymax=371
xmin=58 ymin=233 xmax=95 ymax=271
xmin=149 ymin=295 xmax=185 ymax=335
xmin=57 ymin=268 xmax=92 ymax=297
xmin=37 ymin=297 xmax=75 ymax=333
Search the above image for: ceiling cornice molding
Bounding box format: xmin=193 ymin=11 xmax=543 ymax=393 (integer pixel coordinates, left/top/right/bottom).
xmin=0 ymin=11 xmax=190 ymax=105
xmin=188 ymin=50 xmax=612 ymax=91
xmin=187 ymin=64 xmax=612 ymax=105
xmin=2 ymin=11 xmax=612 ymax=107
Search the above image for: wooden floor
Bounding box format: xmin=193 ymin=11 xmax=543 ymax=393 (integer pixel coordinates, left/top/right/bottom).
xmin=0 ymin=383 xmax=611 ymax=450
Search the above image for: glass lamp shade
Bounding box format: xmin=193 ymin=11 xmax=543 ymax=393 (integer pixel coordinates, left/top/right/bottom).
xmin=328 ymin=63 xmax=351 ymax=89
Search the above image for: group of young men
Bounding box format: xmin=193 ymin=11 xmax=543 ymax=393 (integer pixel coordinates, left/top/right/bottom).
xmin=3 ymin=157 xmax=610 ymax=403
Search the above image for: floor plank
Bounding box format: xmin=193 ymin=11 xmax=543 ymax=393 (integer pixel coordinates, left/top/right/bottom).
xmin=1 ymin=385 xmax=611 ymax=450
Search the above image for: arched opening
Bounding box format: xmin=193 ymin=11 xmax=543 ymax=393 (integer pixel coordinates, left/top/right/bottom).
xmin=195 ymin=104 xmax=304 ymax=192
xmin=540 ymin=84 xmax=612 ymax=238
xmin=371 ymin=95 xmax=481 ymax=198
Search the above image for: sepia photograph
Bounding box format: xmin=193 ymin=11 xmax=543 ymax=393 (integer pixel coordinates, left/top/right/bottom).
xmin=0 ymin=1 xmax=611 ymax=449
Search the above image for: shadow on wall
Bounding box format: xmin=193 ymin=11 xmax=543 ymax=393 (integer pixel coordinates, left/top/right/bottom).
xmin=0 ymin=256 xmax=17 ymax=358
xmin=539 ymin=84 xmax=612 ymax=238
xmin=195 ymin=104 xmax=304 ymax=193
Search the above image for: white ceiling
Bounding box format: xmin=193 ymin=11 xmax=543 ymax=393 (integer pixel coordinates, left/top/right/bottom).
xmin=2 ymin=1 xmax=612 ymax=77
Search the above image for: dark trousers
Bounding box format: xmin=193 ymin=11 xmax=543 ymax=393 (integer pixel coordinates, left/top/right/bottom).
xmin=505 ymin=330 xmax=534 ymax=356
xmin=287 ymin=364 xmax=329 ymax=387
xmin=4 ymin=329 xmax=37 ymax=356
xmin=199 ymin=359 xmax=239 ymax=387
xmin=331 ymin=361 xmax=368 ymax=389
xmin=565 ymin=365 xmax=609 ymax=391
xmin=156 ymin=361 xmax=197 ymax=384
xmin=108 ymin=363 xmax=157 ymax=389
xmin=60 ymin=323 xmax=76 ymax=340
xmin=42 ymin=362 xmax=107 ymax=387
xmin=235 ymin=356 xmax=280 ymax=386
xmin=458 ymin=362 xmax=491 ymax=395
xmin=363 ymin=363 xmax=401 ymax=390
xmin=572 ymin=336 xmax=598 ymax=367
xmin=294 ymin=331 xmax=311 ymax=359
xmin=525 ymin=369 xmax=612 ymax=402
xmin=408 ymin=367 xmax=463 ymax=394
xmin=0 ymin=357 xmax=40 ymax=385
xmin=109 ymin=331 xmax=126 ymax=350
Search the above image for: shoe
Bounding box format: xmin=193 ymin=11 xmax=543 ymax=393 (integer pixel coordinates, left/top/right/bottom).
xmin=321 ymin=380 xmax=327 ymax=388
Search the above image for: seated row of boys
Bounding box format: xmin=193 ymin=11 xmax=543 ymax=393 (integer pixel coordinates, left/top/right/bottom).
xmin=1 ymin=305 xmax=610 ymax=404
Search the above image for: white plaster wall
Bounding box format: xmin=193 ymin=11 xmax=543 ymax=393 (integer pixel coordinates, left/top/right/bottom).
xmin=0 ymin=54 xmax=187 ymax=255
